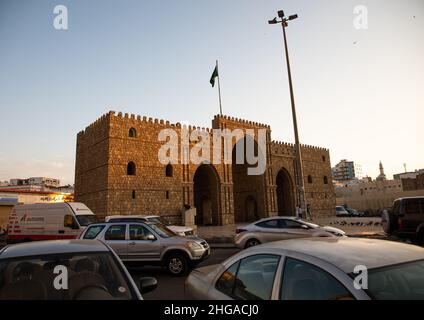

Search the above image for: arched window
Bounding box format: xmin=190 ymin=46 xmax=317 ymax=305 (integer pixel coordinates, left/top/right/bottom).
xmin=307 ymin=175 xmax=313 ymax=184
xmin=132 ymin=190 xmax=136 ymax=199
xmin=323 ymin=176 xmax=328 ymax=184
xmin=166 ymin=164 xmax=173 ymax=177
xmin=127 ymin=161 xmax=136 ymax=176
xmin=322 ymin=155 xmax=326 ymax=162
xmin=129 ymin=127 xmax=137 ymax=138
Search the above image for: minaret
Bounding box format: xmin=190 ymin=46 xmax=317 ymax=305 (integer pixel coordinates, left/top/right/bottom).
xmin=377 ymin=161 xmax=387 ymax=181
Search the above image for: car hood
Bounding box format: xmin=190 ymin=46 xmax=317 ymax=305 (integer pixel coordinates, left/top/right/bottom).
xmin=320 ymin=225 xmax=346 ymax=235
xmin=168 ymin=225 xmax=193 ymax=233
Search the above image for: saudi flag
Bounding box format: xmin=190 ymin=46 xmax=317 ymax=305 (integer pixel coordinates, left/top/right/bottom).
xmin=210 ymin=64 xmax=219 ymax=87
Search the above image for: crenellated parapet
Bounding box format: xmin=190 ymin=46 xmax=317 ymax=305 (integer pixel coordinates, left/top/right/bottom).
xmin=212 ymin=114 xmax=271 ymax=130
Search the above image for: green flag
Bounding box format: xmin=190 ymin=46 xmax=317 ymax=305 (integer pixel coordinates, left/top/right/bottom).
xmin=210 ymin=64 xmax=219 ymax=87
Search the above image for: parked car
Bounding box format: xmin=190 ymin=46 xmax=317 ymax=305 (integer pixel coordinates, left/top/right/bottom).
xmin=0 ymin=239 xmax=157 ymax=300
xmin=7 ymin=202 xmax=98 ymax=243
xmin=382 ymin=197 xmax=424 ymax=243
xmin=185 ymin=237 xmax=424 ymax=300
xmin=105 ymin=215 xmax=195 ymax=237
xmin=234 ymin=217 xmax=345 ymax=249
xmin=336 ymin=206 xmax=350 ymax=217
xmin=345 ymin=207 xmax=366 ymax=217
xmin=79 ymin=221 xmax=210 ymax=276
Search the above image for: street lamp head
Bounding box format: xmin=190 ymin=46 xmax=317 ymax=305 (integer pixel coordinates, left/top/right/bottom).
xmin=288 ymin=14 xmax=298 ymax=21
xmin=277 ymin=10 xmax=285 ymax=18
xmin=268 ymin=17 xmax=278 ymax=25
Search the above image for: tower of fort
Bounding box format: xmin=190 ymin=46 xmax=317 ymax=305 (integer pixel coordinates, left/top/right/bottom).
xmin=75 ymin=111 xmax=335 ymax=225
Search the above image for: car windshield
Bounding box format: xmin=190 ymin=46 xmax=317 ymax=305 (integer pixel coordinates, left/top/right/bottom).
xmin=0 ymin=252 xmax=137 ymax=300
xmin=149 ymin=223 xmax=175 ymax=238
xmin=75 ymin=215 xmax=98 ymax=227
xmin=363 ymin=259 xmax=424 ymax=300
xmin=147 ymin=217 xmax=170 ymax=226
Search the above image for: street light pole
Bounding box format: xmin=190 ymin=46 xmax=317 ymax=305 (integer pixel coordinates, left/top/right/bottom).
xmin=269 ymin=11 xmax=307 ymax=213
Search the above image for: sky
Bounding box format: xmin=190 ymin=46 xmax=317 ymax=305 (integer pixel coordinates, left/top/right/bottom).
xmin=0 ymin=0 xmax=423 ymax=185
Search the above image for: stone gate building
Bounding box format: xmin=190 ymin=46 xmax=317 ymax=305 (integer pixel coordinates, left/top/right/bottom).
xmin=74 ymin=111 xmax=335 ymax=225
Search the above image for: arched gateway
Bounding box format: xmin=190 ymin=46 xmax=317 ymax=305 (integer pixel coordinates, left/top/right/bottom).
xmin=193 ymin=164 xmax=220 ymax=225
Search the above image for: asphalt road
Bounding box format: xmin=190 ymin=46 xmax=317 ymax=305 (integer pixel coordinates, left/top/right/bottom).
xmin=127 ymin=248 xmax=240 ymax=300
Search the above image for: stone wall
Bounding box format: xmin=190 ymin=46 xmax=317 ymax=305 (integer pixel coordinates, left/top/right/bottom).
xmin=75 ymin=111 xmax=336 ymax=224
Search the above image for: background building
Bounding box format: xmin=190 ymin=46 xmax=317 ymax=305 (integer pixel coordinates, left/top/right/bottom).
xmin=332 ymin=159 xmax=362 ymax=181
xmin=335 ymin=163 xmax=424 ymax=213
xmin=75 ymin=111 xmax=336 ymax=225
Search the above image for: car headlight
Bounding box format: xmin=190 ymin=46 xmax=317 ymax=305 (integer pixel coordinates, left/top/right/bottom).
xmin=187 ymin=241 xmax=203 ymax=251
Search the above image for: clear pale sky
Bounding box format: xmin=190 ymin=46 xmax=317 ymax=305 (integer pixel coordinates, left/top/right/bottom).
xmin=0 ymin=0 xmax=423 ymax=185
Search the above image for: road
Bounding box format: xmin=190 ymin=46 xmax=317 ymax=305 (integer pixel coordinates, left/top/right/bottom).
xmin=127 ymin=248 xmax=240 ymax=300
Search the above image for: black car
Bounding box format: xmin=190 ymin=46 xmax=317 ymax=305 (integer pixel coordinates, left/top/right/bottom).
xmin=382 ymin=197 xmax=424 ymax=244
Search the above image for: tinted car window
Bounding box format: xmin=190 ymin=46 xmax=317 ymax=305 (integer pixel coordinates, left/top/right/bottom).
xmin=232 ymin=255 xmax=280 ymax=300
xmin=104 ymin=225 xmax=126 ymax=241
xmin=256 ymin=220 xmax=279 ymax=229
xmin=281 ymin=258 xmax=354 ymax=300
xmin=0 ymin=252 xmax=136 ymax=300
xmin=283 ymin=220 xmax=304 ymax=229
xmin=83 ymin=225 xmax=105 ymax=239
xmin=367 ymin=259 xmax=424 ymax=300
xmin=129 ymin=225 xmax=155 ymax=240
xmin=404 ymin=199 xmax=421 ymax=215
xmin=215 ymin=261 xmax=240 ymax=297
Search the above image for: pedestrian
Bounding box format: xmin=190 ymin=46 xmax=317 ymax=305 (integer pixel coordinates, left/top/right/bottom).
xmin=295 ymin=206 xmax=302 ymax=220
xmin=306 ymin=204 xmax=313 ymax=221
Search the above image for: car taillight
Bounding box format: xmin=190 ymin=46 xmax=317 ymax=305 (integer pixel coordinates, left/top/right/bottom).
xmin=236 ymin=228 xmax=247 ymax=234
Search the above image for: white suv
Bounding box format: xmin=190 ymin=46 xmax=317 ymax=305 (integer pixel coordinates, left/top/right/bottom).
xmin=105 ymin=215 xmax=195 ymax=237
xmin=80 ymin=221 xmax=209 ymax=276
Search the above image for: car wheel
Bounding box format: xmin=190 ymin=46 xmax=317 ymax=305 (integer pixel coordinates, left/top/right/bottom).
xmin=166 ymin=253 xmax=188 ymax=277
xmin=245 ymin=238 xmax=260 ymax=248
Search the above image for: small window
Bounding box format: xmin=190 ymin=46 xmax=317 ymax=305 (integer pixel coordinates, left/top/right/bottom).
xmin=323 ymin=176 xmax=328 ymax=184
xmin=166 ymin=164 xmax=173 ymax=177
xmin=129 ymin=127 xmax=137 ymax=138
xmin=322 ymin=156 xmax=326 ymax=162
xmin=233 ymin=255 xmax=280 ymax=300
xmin=105 ymin=225 xmax=126 ymax=241
xmin=307 ymin=175 xmax=313 ymax=184
xmin=83 ymin=225 xmax=105 ymax=239
xmin=64 ymin=215 xmax=78 ymax=229
xmin=129 ymin=225 xmax=155 ymax=241
xmin=166 ymin=191 xmax=170 ymax=199
xmin=280 ymin=258 xmax=354 ymax=300
xmin=216 ymin=261 xmax=240 ymax=297
xmin=127 ymin=161 xmax=136 ymax=176
xmin=132 ymin=190 xmax=136 ymax=199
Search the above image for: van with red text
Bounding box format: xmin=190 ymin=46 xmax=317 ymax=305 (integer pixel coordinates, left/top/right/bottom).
xmin=7 ymin=202 xmax=97 ymax=243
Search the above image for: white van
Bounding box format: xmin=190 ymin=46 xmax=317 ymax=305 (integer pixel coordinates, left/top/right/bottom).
xmin=7 ymin=202 xmax=97 ymax=243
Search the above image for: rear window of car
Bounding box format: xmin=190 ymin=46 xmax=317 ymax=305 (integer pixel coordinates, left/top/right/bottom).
xmin=83 ymin=225 xmax=105 ymax=239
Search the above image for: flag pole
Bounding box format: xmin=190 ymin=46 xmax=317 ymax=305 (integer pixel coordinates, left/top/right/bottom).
xmin=216 ymin=60 xmax=223 ymax=115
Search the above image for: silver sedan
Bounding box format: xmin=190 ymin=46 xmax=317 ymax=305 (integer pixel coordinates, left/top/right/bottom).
xmin=234 ymin=217 xmax=345 ymax=249
xmin=185 ymin=237 xmax=424 ymax=300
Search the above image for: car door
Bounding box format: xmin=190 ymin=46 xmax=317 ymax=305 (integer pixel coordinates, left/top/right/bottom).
xmin=103 ymin=224 xmax=128 ymax=259
xmin=255 ymin=219 xmax=287 ymax=242
xmin=281 ymin=219 xmax=314 ymax=239
xmin=127 ymin=224 xmax=162 ymax=261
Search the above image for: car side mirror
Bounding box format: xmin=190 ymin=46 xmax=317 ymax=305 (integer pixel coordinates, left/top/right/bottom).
xmin=139 ymin=277 xmax=158 ymax=294
xmin=146 ymin=234 xmax=156 ymax=241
